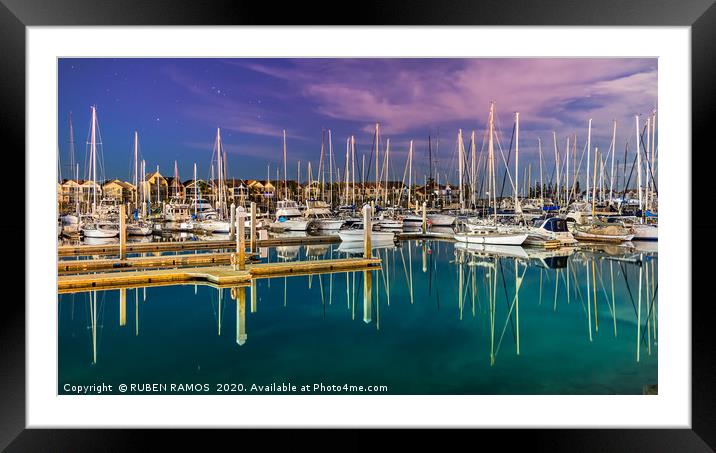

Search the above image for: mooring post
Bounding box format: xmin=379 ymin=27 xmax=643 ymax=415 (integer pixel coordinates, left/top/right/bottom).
xmin=421 ymin=201 xmax=427 ymax=234
xmin=119 ymin=204 xmax=127 ymax=260
xmin=119 ymin=288 xmax=127 ymax=326
xmin=236 ymin=205 xmax=246 ymax=270
xmin=250 ymin=202 xmax=257 ymax=253
xmin=363 ymin=204 xmax=372 ymax=259
xmin=229 ymin=202 xmax=236 ymax=241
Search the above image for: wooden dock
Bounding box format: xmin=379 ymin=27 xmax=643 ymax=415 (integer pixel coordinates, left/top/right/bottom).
xmin=58 ymin=252 xmax=262 ymax=275
xmin=57 ymin=257 xmax=382 ymax=293
xmin=58 ymin=234 xmax=340 ymax=257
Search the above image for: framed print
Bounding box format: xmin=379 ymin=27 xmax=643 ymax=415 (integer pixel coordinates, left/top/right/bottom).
xmin=5 ymin=0 xmax=715 ymax=449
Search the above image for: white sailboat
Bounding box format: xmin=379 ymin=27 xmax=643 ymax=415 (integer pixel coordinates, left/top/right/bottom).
xmin=338 ymin=229 xmax=395 ymax=243
xmin=80 ymin=106 xmax=120 ymax=239
xmin=272 ymin=130 xmax=310 ymax=231
xmin=454 ymin=102 xmax=527 ymax=246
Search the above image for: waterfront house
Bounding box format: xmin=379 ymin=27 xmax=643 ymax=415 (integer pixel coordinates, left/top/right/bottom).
xmin=145 ymin=171 xmax=169 ymax=203
xmin=102 ymin=179 xmax=136 ymax=204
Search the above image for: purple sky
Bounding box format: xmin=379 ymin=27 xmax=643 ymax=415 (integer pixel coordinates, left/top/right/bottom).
xmin=58 ymin=58 xmax=657 ymax=187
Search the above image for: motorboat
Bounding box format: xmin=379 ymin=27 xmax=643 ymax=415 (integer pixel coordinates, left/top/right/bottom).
xmin=304 ymin=200 xmax=344 ymax=230
xmin=272 ymin=200 xmax=310 ymax=231
xmin=163 ymin=198 xmax=192 ymax=222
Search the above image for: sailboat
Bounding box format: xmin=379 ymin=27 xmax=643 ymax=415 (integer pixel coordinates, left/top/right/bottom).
xmin=199 ymin=129 xmax=232 ymax=233
xmin=271 ymin=130 xmax=310 ymax=231
xmin=454 ymin=102 xmax=527 ymax=246
xmin=81 ymin=106 xmax=120 ymax=239
xmin=126 ymin=131 xmax=152 ymax=236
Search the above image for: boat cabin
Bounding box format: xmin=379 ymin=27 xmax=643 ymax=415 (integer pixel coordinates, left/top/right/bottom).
xmin=533 ymin=217 xmax=569 ymax=233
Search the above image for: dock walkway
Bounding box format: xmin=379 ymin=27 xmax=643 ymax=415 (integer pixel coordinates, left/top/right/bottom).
xmin=58 ymin=257 xmax=382 ymax=293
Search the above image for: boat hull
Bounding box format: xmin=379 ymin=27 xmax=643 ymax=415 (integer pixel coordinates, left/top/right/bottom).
xmin=427 ymin=214 xmax=456 ymax=226
xmin=82 ymin=227 xmax=119 ymax=238
xmin=454 ymin=232 xmax=528 ymax=245
xmin=310 ymin=219 xmax=345 ymax=230
xmin=632 ymin=224 xmax=658 ymax=241
xmin=272 ymin=219 xmax=310 ymax=231
xmin=338 ymin=230 xmax=395 ymax=243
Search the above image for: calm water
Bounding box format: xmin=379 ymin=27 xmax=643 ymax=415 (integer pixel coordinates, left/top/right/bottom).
xmin=58 ymin=240 xmax=658 ymax=395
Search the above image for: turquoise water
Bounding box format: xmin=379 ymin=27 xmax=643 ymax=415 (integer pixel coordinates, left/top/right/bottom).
xmin=58 ymin=240 xmax=658 ymax=395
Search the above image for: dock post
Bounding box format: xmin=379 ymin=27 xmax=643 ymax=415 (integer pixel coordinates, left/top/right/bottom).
xmin=363 ymin=204 xmax=372 ymax=258
xmin=119 ymin=288 xmax=127 ymax=326
xmin=119 ymin=204 xmax=126 ymax=260
xmin=229 ymin=202 xmax=236 ymax=241
xmin=236 ymin=206 xmax=246 ymax=270
xmin=363 ymin=270 xmax=372 ymax=324
xmin=250 ymin=202 xmax=257 ymax=253
xmin=421 ymin=202 xmax=427 ymax=234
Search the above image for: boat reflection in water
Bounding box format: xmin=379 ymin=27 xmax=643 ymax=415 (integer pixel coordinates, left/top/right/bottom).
xmin=58 ymin=240 xmax=657 ymax=395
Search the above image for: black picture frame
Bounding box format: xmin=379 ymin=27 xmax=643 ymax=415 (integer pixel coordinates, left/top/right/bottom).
xmin=5 ymin=0 xmax=715 ymax=449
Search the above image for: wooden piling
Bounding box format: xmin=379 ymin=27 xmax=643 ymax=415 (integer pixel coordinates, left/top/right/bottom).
xmin=229 ymin=202 xmax=236 ymax=241
xmin=237 ymin=206 xmax=246 ymax=270
xmin=119 ymin=204 xmax=126 ymax=260
xmin=363 ymin=204 xmax=372 ymax=258
xmin=421 ymin=201 xmax=427 ymax=234
xmin=250 ymin=202 xmax=257 ymax=253
xmin=119 ymin=288 xmax=127 ymax=326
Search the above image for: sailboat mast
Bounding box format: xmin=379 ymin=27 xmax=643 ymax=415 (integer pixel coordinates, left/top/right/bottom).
xmin=489 ymin=101 xmax=497 ymax=224
xmin=565 ymin=135 xmax=570 ymax=206
xmin=609 ymin=120 xmax=617 ymax=204
xmin=586 ymin=118 xmax=592 ymax=203
xmin=635 ymin=115 xmax=643 ymax=212
xmin=515 ymin=113 xmax=520 ymax=211
xmin=193 ymin=162 xmax=197 ymax=216
xmin=375 ymin=123 xmax=380 ymax=204
xmin=351 ymin=136 xmax=356 ymax=205
xmin=329 ymin=129 xmax=333 ymax=207
xmin=408 ymin=140 xmax=413 ymax=209
xmin=385 ymin=137 xmax=390 ymax=206
xmin=553 ymin=132 xmax=559 ymax=207
xmin=458 ymin=129 xmax=464 ymax=212
xmin=90 ymin=105 xmax=98 ymax=214
xmin=645 ymin=117 xmax=651 ymax=213
xmin=133 ymin=131 xmax=139 ymax=207
xmin=283 ymin=129 xmax=288 ymax=200
xmin=470 ymin=131 xmax=476 ymax=208
xmin=216 ymin=128 xmax=223 ymax=217
xmin=538 ymin=138 xmax=543 ymax=205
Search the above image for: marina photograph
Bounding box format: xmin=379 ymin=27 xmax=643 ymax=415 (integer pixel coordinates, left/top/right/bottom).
xmin=56 ymin=57 xmax=658 ymax=396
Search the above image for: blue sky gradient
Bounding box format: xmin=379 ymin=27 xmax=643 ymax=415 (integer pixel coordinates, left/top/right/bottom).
xmin=58 ymin=58 xmax=657 ymax=186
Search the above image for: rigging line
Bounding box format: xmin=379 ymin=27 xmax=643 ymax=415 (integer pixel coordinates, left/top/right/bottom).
xmin=498 ymin=258 xmax=517 ymax=343
xmin=498 ymin=122 xmax=516 ymax=199
xmin=618 ymin=261 xmax=639 ymax=318
xmin=638 ymin=125 xmax=659 ymax=194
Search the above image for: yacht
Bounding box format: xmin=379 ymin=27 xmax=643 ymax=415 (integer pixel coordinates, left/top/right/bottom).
xmin=271 ymin=200 xmax=310 ymax=231
xmin=163 ymin=198 xmax=192 ymax=222
xmin=304 ymin=200 xmax=344 ymax=230
xmin=189 ymin=198 xmax=219 ymax=220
